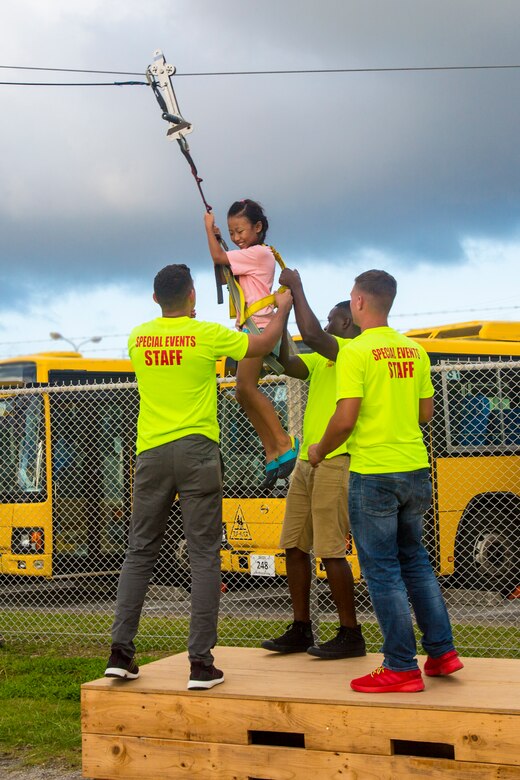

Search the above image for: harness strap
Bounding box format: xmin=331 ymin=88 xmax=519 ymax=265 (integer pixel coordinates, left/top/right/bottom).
xmin=233 ymin=245 xmax=287 ymax=326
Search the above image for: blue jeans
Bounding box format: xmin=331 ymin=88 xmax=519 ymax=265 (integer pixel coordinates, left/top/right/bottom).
xmin=349 ymin=469 xmax=455 ymax=671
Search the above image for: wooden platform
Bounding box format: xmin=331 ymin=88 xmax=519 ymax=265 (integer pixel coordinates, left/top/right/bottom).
xmin=82 ymin=647 xmax=520 ymax=779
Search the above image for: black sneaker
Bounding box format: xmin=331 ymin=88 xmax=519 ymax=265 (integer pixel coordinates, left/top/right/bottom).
xmin=307 ymin=624 xmax=366 ymax=659
xmin=261 ymin=621 xmax=314 ymax=653
xmin=105 ymin=647 xmax=140 ymax=679
xmin=188 ymin=661 xmax=225 ymax=690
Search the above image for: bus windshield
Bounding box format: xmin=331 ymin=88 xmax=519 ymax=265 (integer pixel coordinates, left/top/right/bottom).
xmin=0 ymin=395 xmax=46 ymax=502
xmin=0 ymin=362 xmax=37 ymax=386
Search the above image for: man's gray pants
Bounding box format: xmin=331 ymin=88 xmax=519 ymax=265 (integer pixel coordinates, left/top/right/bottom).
xmin=111 ymin=434 xmax=223 ymax=665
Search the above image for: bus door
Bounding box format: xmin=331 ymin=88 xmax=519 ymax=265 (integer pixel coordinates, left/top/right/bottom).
xmin=49 ymin=386 xmax=137 ymax=575
xmin=0 ymin=393 xmax=50 ymax=576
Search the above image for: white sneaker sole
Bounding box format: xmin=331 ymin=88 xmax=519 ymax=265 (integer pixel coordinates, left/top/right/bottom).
xmin=187 ymin=673 xmax=225 ymax=690
xmin=105 ymin=667 xmax=139 ymax=679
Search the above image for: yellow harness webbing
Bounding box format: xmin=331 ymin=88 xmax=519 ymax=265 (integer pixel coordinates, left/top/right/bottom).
xmin=222 ymin=245 xmax=287 ymax=374
xmin=228 ymin=245 xmax=287 ymax=327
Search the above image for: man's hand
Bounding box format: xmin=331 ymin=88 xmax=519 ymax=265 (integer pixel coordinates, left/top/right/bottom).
xmin=279 ymin=268 xmax=302 ymax=290
xmin=275 ymin=289 xmax=293 ymax=314
xmin=307 ymin=444 xmax=324 ymax=468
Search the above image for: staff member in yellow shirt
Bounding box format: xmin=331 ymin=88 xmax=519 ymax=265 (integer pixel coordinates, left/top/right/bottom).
xmin=309 ymin=269 xmax=462 ymax=693
xmin=262 ymin=268 xmax=366 ymax=659
xmin=105 ymin=264 xmax=292 ymax=690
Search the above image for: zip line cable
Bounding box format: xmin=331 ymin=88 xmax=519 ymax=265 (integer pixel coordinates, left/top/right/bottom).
xmin=3 ymin=62 xmax=520 ymax=86
xmin=2 ymin=63 xmax=520 ymax=77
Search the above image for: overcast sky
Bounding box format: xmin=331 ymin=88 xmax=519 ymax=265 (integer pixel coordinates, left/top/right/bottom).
xmin=1 ymin=0 xmax=519 ymax=358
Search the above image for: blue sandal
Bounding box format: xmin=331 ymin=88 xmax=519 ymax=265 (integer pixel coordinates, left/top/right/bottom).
xmin=260 ymin=459 xmax=280 ymax=490
xmin=276 ymin=436 xmax=300 ymax=479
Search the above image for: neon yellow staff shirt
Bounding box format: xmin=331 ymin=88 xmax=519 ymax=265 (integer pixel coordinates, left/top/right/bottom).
xmin=336 ymin=326 xmax=434 ymax=474
xmin=129 ymin=317 xmax=248 ymax=455
xmin=298 ymin=336 xmax=350 ymax=460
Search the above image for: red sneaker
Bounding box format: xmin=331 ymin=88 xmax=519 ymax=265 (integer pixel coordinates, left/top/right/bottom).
xmin=350 ymin=665 xmax=424 ymax=693
xmin=424 ymin=650 xmax=464 ymax=677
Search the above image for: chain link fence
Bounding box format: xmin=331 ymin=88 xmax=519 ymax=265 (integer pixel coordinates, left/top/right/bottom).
xmin=0 ymin=361 xmax=519 ymax=657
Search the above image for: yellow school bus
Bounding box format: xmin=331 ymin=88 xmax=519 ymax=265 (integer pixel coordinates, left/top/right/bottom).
xmin=219 ymin=321 xmax=520 ymax=592
xmin=1 ymin=322 xmax=518 ymax=593
xmin=0 ymin=352 xmax=136 ymax=578
xmin=405 ymin=321 xmax=520 ymax=592
xmin=0 ymin=346 xmax=305 ymax=582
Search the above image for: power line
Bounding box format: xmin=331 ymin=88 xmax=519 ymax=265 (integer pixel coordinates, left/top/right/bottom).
xmin=0 ymin=333 xmax=128 ymax=347
xmin=0 ymin=306 xmax=517 ymax=349
xmin=0 ymin=80 xmax=147 ymax=87
xmin=0 ymin=64 xmax=144 ymax=76
xmin=390 ymin=304 xmax=520 ymax=319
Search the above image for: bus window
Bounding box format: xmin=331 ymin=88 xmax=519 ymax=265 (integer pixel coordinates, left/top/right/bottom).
xmin=443 ymin=364 xmax=520 ymax=453
xmin=486 ymin=367 xmax=520 ymax=448
xmin=0 ymin=396 xmax=46 ymax=502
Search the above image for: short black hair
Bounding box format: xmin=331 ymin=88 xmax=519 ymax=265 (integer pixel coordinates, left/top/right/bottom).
xmin=154 ymin=264 xmax=193 ymax=309
xmin=227 ymin=199 xmax=269 ymax=242
xmin=354 ymin=269 xmax=397 ymax=313
xmin=333 ymin=300 xmax=361 ymax=337
xmin=335 ymin=300 xmax=352 ymax=315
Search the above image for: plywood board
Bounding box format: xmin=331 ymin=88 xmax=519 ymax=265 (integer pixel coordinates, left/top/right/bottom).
xmin=82 ymin=734 xmax=520 ymax=780
xmin=81 ymin=688 xmax=520 ymax=765
xmin=82 ymin=648 xmax=520 ymax=714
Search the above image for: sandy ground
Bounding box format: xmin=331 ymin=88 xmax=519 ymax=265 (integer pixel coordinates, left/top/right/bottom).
xmin=0 ymin=757 xmax=85 ymax=779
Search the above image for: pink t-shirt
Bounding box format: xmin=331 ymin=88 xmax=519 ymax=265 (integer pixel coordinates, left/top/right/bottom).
xmin=226 ymin=244 xmax=276 ymax=328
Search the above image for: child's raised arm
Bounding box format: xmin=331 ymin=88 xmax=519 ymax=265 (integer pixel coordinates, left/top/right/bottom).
xmin=204 ymin=212 xmax=230 ymax=266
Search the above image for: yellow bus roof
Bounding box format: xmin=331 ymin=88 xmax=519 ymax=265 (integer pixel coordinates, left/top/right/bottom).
xmin=405 ymin=320 xmax=520 ymax=342
xmin=404 ymin=321 xmax=520 ymax=357
xmin=0 ymin=351 xmax=228 ymax=383
xmin=0 ymin=352 xmax=132 ymax=367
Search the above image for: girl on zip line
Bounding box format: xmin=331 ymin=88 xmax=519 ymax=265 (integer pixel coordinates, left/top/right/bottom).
xmin=204 ymin=199 xmax=299 ymax=488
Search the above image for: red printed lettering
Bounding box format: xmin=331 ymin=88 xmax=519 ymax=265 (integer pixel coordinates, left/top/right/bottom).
xmin=145 ymin=349 xmax=184 ymax=366
xmin=388 ymin=360 xmax=416 ymax=378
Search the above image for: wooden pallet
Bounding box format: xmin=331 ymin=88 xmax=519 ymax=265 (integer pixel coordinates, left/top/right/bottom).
xmin=82 ymin=647 xmax=520 ymax=779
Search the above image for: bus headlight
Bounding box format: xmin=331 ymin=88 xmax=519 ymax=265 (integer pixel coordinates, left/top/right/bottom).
xmin=12 ymin=528 xmax=45 ymax=554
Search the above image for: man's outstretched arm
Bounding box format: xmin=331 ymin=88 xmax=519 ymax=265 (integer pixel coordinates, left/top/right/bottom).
xmin=277 ymin=326 xmax=309 ymax=379
xmin=279 ymin=267 xmax=339 ymax=362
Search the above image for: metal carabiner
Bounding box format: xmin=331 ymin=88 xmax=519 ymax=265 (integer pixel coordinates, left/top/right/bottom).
xmin=146 ymin=50 xmax=193 ymax=142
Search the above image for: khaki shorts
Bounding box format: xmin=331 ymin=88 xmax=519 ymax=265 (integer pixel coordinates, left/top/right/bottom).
xmin=280 ymin=455 xmax=350 ymax=559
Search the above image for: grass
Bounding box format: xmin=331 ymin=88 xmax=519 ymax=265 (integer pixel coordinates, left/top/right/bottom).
xmin=0 ymin=641 xmax=176 ymax=768
xmin=0 ymin=614 xmax=519 ymax=768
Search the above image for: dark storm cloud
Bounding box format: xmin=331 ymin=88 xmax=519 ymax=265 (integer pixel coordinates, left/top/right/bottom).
xmin=1 ymin=0 xmax=520 ymax=308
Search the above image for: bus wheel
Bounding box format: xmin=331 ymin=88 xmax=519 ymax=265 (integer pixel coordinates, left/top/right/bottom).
xmin=454 ymin=497 xmax=519 ymax=593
